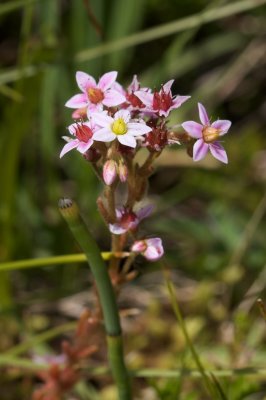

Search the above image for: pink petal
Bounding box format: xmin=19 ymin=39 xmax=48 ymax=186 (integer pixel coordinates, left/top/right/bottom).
xmin=162 ymin=79 xmax=174 ymax=93
xmin=146 ymin=238 xmax=162 ymax=248
xmin=144 ymin=245 xmax=163 ymax=261
xmin=98 ymin=71 xmax=117 ymax=91
xmin=198 ymin=103 xmax=210 ymax=125
xmin=93 ymin=128 xmax=115 ymax=142
xmin=102 ymin=89 xmax=126 ymax=107
xmin=117 ymin=134 xmax=137 ymax=148
xmin=77 ymin=140 xmax=93 ymax=154
xmin=65 ymin=93 xmax=87 ymax=108
xmin=127 ymin=122 xmax=152 ymax=136
xmin=91 ymin=112 xmax=113 ymax=128
xmin=172 ymin=95 xmax=191 ymax=110
xmin=87 ymin=103 xmax=103 ymax=113
xmin=158 ymin=109 xmax=171 ymax=117
xmin=211 ymin=120 xmax=231 ymax=135
xmin=209 ymin=142 xmax=228 ymax=164
xmin=112 ymin=81 xmax=126 ymax=95
xmin=114 ymin=109 xmax=131 ymax=123
xmin=134 ymin=91 xmax=153 ymax=107
xmin=60 ymin=140 xmax=79 ymax=158
xmin=109 ymin=223 xmax=127 ymax=235
xmin=182 ymin=121 xmax=203 ymax=139
xmin=68 ymin=123 xmax=77 ymax=135
xmin=131 ymin=240 xmax=146 ymax=252
xmin=193 ymin=139 xmax=209 ymax=161
xmin=128 ymin=75 xmax=139 ymax=92
xmin=115 ymin=208 xmax=123 ymax=219
xmin=136 ymin=204 xmax=154 ymax=220
xmin=76 ymin=71 xmax=96 ymax=92
xmin=103 ymin=160 xmax=117 ymax=185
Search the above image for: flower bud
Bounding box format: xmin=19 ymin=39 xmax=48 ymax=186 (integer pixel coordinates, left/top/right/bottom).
xmin=103 ymin=160 xmax=117 ymax=185
xmin=131 ymin=240 xmax=147 ymax=253
xmin=118 ymin=161 xmax=128 ymax=182
xmin=131 ymin=238 xmax=164 ymax=261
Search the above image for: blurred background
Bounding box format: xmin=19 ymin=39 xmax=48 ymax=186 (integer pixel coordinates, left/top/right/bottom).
xmin=0 ymin=0 xmax=265 ymax=399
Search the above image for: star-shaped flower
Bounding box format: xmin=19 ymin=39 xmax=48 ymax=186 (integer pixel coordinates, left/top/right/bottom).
xmin=182 ymin=103 xmax=231 ymax=164
xmin=135 ymin=80 xmax=190 ymax=117
xmin=109 ymin=204 xmax=154 ymax=235
xmin=91 ymin=109 xmax=152 ymax=148
xmin=60 ymin=121 xmax=95 ymax=158
xmin=65 ymin=71 xmax=126 ymax=112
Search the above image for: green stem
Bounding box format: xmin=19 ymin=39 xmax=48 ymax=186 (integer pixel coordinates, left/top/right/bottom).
xmin=59 ymin=198 xmax=132 ymax=400
xmin=0 ymin=251 xmax=129 ymax=272
xmin=163 ymin=267 xmax=220 ymax=399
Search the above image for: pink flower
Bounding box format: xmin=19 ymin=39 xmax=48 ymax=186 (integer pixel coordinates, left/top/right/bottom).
xmin=65 ymin=71 xmax=126 ymax=112
xmin=109 ymin=204 xmax=154 ymax=235
xmin=60 ymin=121 xmax=95 ymax=158
xmin=182 ymin=103 xmax=231 ymax=164
xmin=125 ymin=75 xmax=148 ymax=110
xmin=131 ymin=238 xmax=164 ymax=261
xmin=91 ymin=109 xmax=152 ymax=148
xmin=135 ymin=80 xmax=190 ymax=117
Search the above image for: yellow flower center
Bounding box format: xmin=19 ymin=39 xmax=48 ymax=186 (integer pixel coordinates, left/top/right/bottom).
xmin=202 ymin=126 xmax=220 ymax=143
xmin=112 ymin=118 xmax=128 ymax=135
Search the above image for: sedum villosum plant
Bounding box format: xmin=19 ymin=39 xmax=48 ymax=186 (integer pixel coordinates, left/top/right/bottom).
xmin=33 ymin=71 xmax=231 ymax=400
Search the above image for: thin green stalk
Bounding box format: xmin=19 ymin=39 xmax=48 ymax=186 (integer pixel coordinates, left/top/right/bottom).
xmin=5 ymin=322 xmax=76 ymax=357
xmin=75 ymin=0 xmax=266 ymax=62
xmin=2 ymin=0 xmax=266 ymax=86
xmin=163 ymin=266 xmax=223 ymax=399
xmin=130 ymin=367 xmax=266 ymax=379
xmin=0 ymin=355 xmax=47 ymax=370
xmin=0 ymin=0 xmax=38 ymax=16
xmin=59 ymin=198 xmax=132 ymax=400
xmin=0 ymin=252 xmax=129 ymax=272
xmin=0 ymin=0 xmax=35 ymax=310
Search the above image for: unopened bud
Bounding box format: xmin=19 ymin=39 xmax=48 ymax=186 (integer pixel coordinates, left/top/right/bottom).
xmin=103 ymin=160 xmax=117 ymax=185
xmin=131 ymin=240 xmax=147 ymax=253
xmin=131 ymin=238 xmax=164 ymax=261
xmin=118 ymin=161 xmax=128 ymax=182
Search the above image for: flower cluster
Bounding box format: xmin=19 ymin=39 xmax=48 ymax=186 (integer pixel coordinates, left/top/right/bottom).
xmin=60 ymin=71 xmax=232 ymax=261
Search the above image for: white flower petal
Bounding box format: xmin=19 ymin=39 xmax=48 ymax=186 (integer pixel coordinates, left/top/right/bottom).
xmin=114 ymin=109 xmax=130 ymax=123
xmin=93 ymin=128 xmax=115 ymax=142
xmin=127 ymin=122 xmax=152 ymax=136
xmin=109 ymin=223 xmax=127 ymax=235
xmin=117 ymin=134 xmax=137 ymax=148
xmin=91 ymin=112 xmax=113 ymax=128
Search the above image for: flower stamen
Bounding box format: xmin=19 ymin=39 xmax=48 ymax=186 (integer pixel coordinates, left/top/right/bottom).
xmin=202 ymin=126 xmax=220 ymax=143
xmin=112 ymin=118 xmax=128 ymax=135
xmin=87 ymin=88 xmax=104 ymax=104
